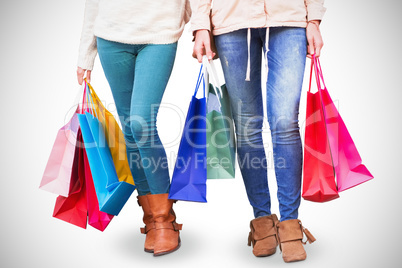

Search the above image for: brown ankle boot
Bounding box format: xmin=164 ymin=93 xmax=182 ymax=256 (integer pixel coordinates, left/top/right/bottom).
xmin=147 ymin=193 xmax=182 ymax=256
xmin=137 ymin=195 xmax=155 ymax=253
xmin=247 ymin=214 xmax=279 ymax=257
xmin=276 ymin=219 xmax=316 ymax=263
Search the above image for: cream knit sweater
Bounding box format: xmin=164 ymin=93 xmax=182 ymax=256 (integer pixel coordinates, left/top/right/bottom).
xmin=77 ymin=0 xmax=191 ymax=70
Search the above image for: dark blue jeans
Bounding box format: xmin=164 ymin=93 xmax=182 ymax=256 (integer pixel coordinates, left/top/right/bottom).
xmin=97 ymin=37 xmax=177 ymax=196
xmin=215 ymin=27 xmax=307 ymax=221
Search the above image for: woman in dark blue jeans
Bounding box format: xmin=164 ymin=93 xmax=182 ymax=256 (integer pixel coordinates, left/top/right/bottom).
xmin=192 ymin=0 xmax=325 ymax=263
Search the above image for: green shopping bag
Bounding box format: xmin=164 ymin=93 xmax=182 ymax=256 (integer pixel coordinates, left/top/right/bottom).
xmin=205 ymin=59 xmax=236 ymax=179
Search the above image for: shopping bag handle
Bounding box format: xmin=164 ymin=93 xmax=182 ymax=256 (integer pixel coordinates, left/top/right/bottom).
xmin=202 ymin=56 xmax=223 ymax=98
xmin=194 ymin=63 xmax=206 ymax=98
xmin=62 ymin=79 xmax=87 ymax=123
xmin=85 ymin=80 xmax=99 ymax=118
xmin=81 ymin=80 xmax=87 ymax=113
xmin=202 ymin=56 xmax=223 ymax=108
xmin=308 ymin=55 xmax=333 ymax=144
xmin=314 ymin=56 xmax=327 ymax=89
xmin=308 ymin=54 xmax=327 ymax=93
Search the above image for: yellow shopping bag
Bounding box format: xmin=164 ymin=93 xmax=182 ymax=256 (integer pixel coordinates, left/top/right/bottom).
xmin=86 ymin=81 xmax=134 ymax=185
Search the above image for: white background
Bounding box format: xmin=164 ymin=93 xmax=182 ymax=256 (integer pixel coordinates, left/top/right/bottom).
xmin=1 ymin=0 xmax=401 ymax=267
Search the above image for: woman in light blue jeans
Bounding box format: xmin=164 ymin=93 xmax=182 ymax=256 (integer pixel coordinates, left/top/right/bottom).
xmin=77 ymin=39 xmax=183 ymax=256
xmin=95 ymin=38 xmax=177 ymax=197
xmin=75 ymin=0 xmax=190 ymax=257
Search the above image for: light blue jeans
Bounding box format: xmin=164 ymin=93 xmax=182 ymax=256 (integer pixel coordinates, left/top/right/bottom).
xmin=97 ymin=37 xmax=177 ymax=196
xmin=215 ymin=27 xmax=307 ymax=221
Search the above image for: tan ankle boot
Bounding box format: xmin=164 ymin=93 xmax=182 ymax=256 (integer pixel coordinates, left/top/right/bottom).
xmin=247 ymin=214 xmax=279 ymax=257
xmin=137 ymin=195 xmax=155 ymax=253
xmin=276 ymin=219 xmax=316 ymax=263
xmin=147 ymin=193 xmax=182 ymax=256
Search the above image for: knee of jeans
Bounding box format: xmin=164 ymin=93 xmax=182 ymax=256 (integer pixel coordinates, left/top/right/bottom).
xmin=123 ymin=132 xmax=139 ymax=152
xmin=236 ymin=128 xmax=264 ymax=148
xmin=129 ymin=117 xmax=159 ymax=148
xmin=269 ymin=118 xmax=300 ymax=145
xmin=235 ymin=117 xmax=264 ymax=148
xmin=118 ymin=121 xmax=137 ymax=150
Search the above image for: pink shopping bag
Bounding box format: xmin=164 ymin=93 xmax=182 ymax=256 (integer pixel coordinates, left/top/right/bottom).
xmin=313 ymin=57 xmax=373 ymax=191
xmin=40 ymin=106 xmax=80 ymax=197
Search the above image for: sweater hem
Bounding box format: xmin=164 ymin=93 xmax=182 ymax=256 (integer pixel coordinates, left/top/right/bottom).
xmin=212 ymin=21 xmax=307 ymax=36
xmin=95 ymin=32 xmax=181 ymax=46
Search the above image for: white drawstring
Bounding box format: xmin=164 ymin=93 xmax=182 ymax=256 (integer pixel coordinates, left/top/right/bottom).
xmin=245 ymin=28 xmax=251 ymax=81
xmin=264 ymin=27 xmax=270 ymax=78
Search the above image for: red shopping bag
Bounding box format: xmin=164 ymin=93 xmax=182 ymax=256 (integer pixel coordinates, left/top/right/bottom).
xmin=302 ymin=62 xmax=339 ymax=202
xmin=53 ymin=130 xmax=88 ymax=228
xmin=84 ymin=149 xmax=114 ymax=231
xmin=314 ymin=58 xmax=373 ymax=192
xmin=52 ymin=127 xmax=115 ymax=231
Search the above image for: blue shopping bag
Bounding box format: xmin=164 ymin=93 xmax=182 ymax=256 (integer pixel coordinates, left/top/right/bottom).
xmin=169 ymin=66 xmax=207 ymax=202
xmin=78 ymin=112 xmax=135 ymax=215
